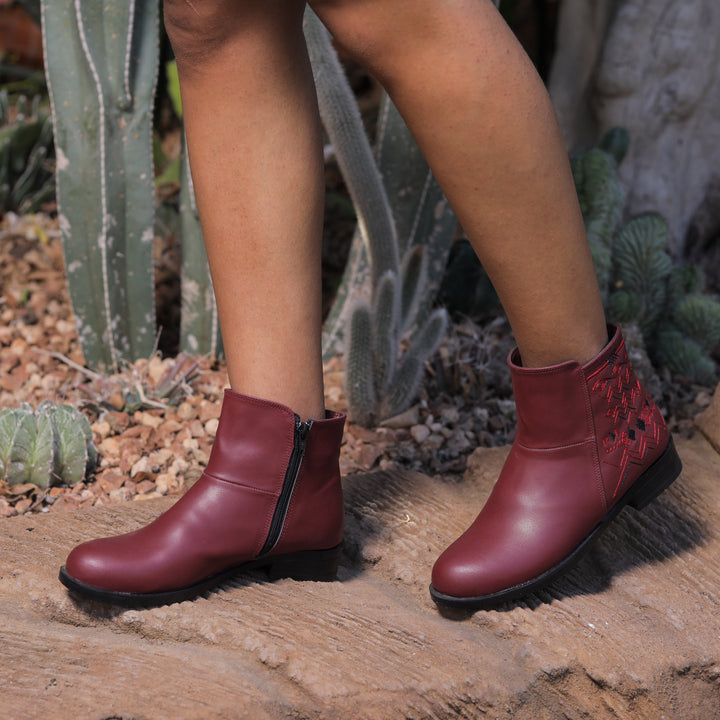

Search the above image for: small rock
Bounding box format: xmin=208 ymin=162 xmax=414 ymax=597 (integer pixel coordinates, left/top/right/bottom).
xmin=380 ymin=406 xmax=420 ymax=429
xmin=108 ymin=391 xmax=125 ymax=411
xmin=0 ymin=498 xmax=18 ymax=518
xmin=130 ymin=456 xmax=152 ymax=480
xmin=198 ymin=401 xmax=221 ymax=423
xmin=91 ymin=420 xmax=111 ymax=440
xmin=189 ymin=419 xmax=205 ymax=438
xmin=99 ymin=437 xmax=120 ymax=456
xmin=410 ymin=425 xmax=431 ymax=444
xmin=425 ymin=434 xmax=445 ymax=451
xmin=109 ymin=487 xmax=133 ymax=503
xmin=105 ymin=411 xmax=131 ymax=434
xmin=359 ymin=443 xmax=384 ymax=469
xmin=97 ymin=471 xmax=125 ymax=493
xmin=135 ymin=480 xmax=157 ymax=494
xmin=440 ymin=406 xmax=460 ymax=425
xmin=136 ymin=411 xmax=164 ymax=429
xmin=159 ymin=419 xmax=183 ymax=435
xmin=177 ymin=402 xmax=197 ymax=422
xmin=205 ymin=418 xmax=219 ymax=437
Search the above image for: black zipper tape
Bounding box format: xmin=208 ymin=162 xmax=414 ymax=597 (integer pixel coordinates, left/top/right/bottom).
xmin=259 ymin=415 xmax=313 ymax=556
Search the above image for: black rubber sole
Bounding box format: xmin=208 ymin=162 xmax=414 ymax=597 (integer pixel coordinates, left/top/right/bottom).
xmin=59 ymin=543 xmax=343 ymax=608
xmin=429 ymin=436 xmax=683 ymax=611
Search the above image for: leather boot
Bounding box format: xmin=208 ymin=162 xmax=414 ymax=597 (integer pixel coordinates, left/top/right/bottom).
xmin=430 ymin=325 xmax=682 ymax=610
xmin=60 ymin=390 xmax=346 ymax=607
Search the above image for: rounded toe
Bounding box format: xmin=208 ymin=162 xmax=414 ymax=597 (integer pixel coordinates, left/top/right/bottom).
xmin=432 ymin=544 xmax=494 ymax=600
xmin=64 ymin=538 xmax=114 ymax=589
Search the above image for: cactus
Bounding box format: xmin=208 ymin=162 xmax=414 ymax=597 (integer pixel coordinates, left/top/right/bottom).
xmin=0 ymin=402 xmax=97 ymax=489
xmin=304 ymin=9 xmax=453 ymax=425
xmin=41 ymin=0 xmax=159 ymax=371
xmin=345 ymin=275 xmax=448 ymax=427
xmin=177 ymin=134 xmax=223 ymax=358
xmin=609 ymin=214 xmax=672 ymax=335
xmin=575 ymin=131 xmax=720 ymax=385
xmin=0 ymin=90 xmax=55 ymax=214
xmin=571 ymin=145 xmax=625 ymax=297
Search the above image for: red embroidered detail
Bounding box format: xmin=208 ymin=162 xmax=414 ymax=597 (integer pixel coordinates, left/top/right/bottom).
xmin=588 ymin=341 xmax=662 ymax=498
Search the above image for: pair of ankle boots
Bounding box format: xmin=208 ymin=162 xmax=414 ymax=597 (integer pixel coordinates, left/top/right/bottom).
xmin=60 ymin=325 xmax=682 ymax=610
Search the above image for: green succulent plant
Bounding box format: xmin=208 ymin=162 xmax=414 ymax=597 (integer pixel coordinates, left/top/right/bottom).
xmin=0 ymin=402 xmax=97 ymax=489
xmin=573 ymin=129 xmax=720 ymax=385
xmin=304 ymin=10 xmax=451 ymax=426
xmin=0 ymin=90 xmax=55 ymax=214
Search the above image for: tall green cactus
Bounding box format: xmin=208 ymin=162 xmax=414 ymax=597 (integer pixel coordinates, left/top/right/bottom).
xmin=41 ymin=0 xmax=159 ymax=370
xmin=178 ymin=134 xmax=223 ymax=358
xmin=304 ymin=9 xmax=451 ymax=425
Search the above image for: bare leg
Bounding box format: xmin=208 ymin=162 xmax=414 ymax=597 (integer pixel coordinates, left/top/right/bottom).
xmin=164 ymin=0 xmax=325 ymax=419
xmin=310 ymin=0 xmax=608 ymax=367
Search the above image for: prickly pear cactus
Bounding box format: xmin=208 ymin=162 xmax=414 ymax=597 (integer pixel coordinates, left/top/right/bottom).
xmin=0 ymin=90 xmax=55 ymax=214
xmin=0 ymin=402 xmax=97 ymax=489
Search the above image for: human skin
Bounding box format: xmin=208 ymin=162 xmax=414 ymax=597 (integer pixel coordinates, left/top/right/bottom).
xmin=163 ymin=0 xmax=608 ymax=421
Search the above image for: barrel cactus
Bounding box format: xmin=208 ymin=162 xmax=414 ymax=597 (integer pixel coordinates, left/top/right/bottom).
xmin=0 ymin=402 xmax=97 ymax=489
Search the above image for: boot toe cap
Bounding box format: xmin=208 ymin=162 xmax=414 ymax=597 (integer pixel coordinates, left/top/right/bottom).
xmin=64 ymin=535 xmax=154 ymax=594
xmin=431 ymin=545 xmax=512 ymax=600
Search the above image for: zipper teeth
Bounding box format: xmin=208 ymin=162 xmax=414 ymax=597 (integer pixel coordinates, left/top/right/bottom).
xmin=259 ymin=416 xmax=312 ymax=556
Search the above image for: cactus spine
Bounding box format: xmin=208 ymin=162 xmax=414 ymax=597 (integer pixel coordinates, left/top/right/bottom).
xmin=0 ymin=402 xmax=97 ymax=489
xmin=41 ymin=0 xmax=159 ymax=370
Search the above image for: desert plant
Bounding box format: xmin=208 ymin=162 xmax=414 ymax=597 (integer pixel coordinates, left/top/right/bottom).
xmin=41 ymin=0 xmax=159 ymax=371
xmin=0 ymin=90 xmax=55 ymax=214
xmin=0 ymin=402 xmax=97 ymax=488
xmin=573 ymin=131 xmax=720 ymax=385
xmin=40 ymin=3 xmax=453 ymax=386
xmin=304 ymin=9 xmax=451 ymax=426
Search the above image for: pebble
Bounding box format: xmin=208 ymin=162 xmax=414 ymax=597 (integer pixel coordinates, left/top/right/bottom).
xmin=410 ymin=425 xmax=431 ymax=444
xmin=176 ymin=401 xmax=198 ymax=422
xmin=130 ymin=457 xmax=152 ymax=479
xmin=91 ymin=420 xmax=111 ymax=440
xmin=380 ymin=405 xmax=420 ymax=429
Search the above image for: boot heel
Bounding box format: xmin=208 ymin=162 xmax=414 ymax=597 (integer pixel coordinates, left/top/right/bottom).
xmin=266 ymin=544 xmax=342 ymax=582
xmin=626 ymin=436 xmax=683 ymax=511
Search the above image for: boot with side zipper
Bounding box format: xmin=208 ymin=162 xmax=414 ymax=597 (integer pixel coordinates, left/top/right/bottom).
xmin=430 ymin=324 xmax=683 ymax=611
xmin=59 ymin=390 xmax=346 ymax=607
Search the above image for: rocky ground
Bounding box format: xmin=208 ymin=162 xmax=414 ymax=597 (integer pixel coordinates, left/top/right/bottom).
xmin=0 ymin=210 xmax=715 ymax=518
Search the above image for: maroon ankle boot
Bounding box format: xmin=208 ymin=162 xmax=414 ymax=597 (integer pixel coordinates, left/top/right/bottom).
xmin=60 ymin=390 xmax=346 ymax=607
xmin=430 ymin=325 xmax=682 ymax=610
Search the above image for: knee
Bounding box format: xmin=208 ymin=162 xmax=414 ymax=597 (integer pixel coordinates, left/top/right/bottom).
xmin=308 ymin=1 xmax=391 ymax=68
xmin=163 ymin=0 xmax=237 ymax=65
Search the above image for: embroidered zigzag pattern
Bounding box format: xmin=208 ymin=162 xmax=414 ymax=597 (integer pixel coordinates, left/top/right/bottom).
xmin=588 ymin=343 xmax=662 ymax=498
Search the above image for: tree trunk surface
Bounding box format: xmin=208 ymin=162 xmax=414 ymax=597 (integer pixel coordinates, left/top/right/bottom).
xmin=550 ymin=0 xmax=720 ymax=255
xmin=2 ymin=421 xmax=720 ymax=718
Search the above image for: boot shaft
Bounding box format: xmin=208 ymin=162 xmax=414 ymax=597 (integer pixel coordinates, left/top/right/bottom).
xmin=206 ymin=390 xmax=346 ymax=556
xmin=509 ymin=325 xmax=669 ymax=507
